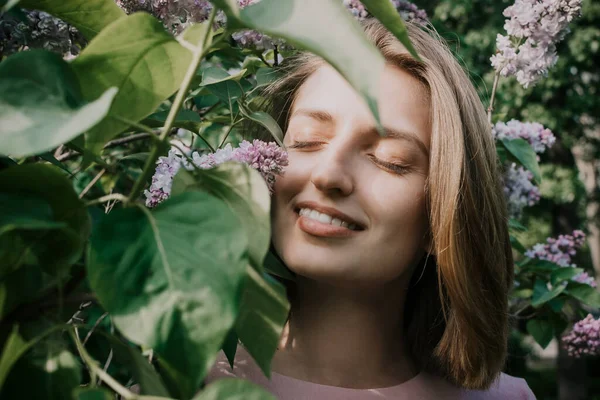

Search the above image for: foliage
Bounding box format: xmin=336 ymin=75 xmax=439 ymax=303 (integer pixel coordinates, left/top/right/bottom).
xmin=0 ymin=0 xmax=599 ymax=398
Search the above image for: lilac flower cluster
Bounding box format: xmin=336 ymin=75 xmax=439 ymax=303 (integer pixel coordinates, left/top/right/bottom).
xmin=490 ymin=0 xmax=582 ymax=88
xmin=343 ymin=0 xmax=428 ymax=25
xmin=503 ymin=163 xmax=541 ymax=219
xmin=562 ymin=314 xmax=600 ymax=358
xmin=0 ymin=10 xmax=86 ymax=58
xmin=493 ymin=119 xmax=556 ymax=154
xmin=145 ymin=140 xmax=288 ymax=208
xmin=525 ymin=229 xmax=585 ymax=267
xmin=524 ymin=230 xmax=596 ymax=287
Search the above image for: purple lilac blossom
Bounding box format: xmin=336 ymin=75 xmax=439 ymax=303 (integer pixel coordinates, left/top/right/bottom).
xmin=0 ymin=10 xmax=87 ymax=58
xmin=343 ymin=0 xmax=428 ymax=25
xmin=502 ymin=163 xmax=541 ymax=219
xmin=562 ymin=314 xmax=600 ymax=358
xmin=491 ymin=0 xmax=582 ymax=88
xmin=525 ymin=230 xmax=586 ymax=267
xmin=145 ymin=140 xmax=288 ymax=208
xmin=492 ymin=120 xmax=556 ymax=154
xmin=524 ymin=230 xmax=596 ymax=287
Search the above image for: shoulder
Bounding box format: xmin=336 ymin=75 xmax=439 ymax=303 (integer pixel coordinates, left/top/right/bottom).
xmin=464 ymin=373 xmax=536 ymax=400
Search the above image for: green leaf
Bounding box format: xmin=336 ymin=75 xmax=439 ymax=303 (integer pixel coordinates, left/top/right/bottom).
xmin=510 ymin=235 xmax=527 ymax=254
xmin=234 ymin=266 xmax=290 ymax=379
xmin=524 ymin=259 xmax=560 ymax=273
xmin=254 ymin=67 xmax=283 ymax=87
xmin=87 ymin=192 xmax=249 ymax=396
xmin=0 ymin=325 xmax=67 ymax=392
xmin=551 ymin=267 xmax=584 ymax=286
xmin=71 ymin=13 xmax=192 ymax=154
xmin=0 ymin=50 xmax=117 ymax=158
xmin=212 ymin=0 xmax=386 ymax=132
xmin=193 ymin=378 xmax=276 ymax=400
xmin=172 ymin=163 xmax=270 ymax=272
xmin=0 ymin=264 xmax=44 ymax=319
xmin=238 ymin=103 xmax=284 ymax=147
xmin=359 ymin=0 xmax=420 ymax=60
xmin=19 ymin=0 xmax=126 ymax=39
xmin=548 ymin=298 xmax=565 ymax=313
xmin=0 ymin=165 xmax=90 ymax=276
xmin=532 ymin=282 xmax=566 ymax=308
xmin=220 ymin=329 xmax=239 ymax=369
xmin=72 ymin=388 xmax=115 ymax=400
xmin=201 ymin=66 xmax=248 ymax=86
xmin=263 ymin=249 xmax=295 ymax=281
xmin=148 ymin=109 xmax=202 ymax=123
xmin=100 ymin=334 xmax=170 ymax=397
xmin=500 ymin=138 xmax=542 ymax=184
xmin=508 ymin=218 xmax=527 ymax=232
xmin=565 ymin=282 xmax=600 ymax=308
xmin=511 ymin=288 xmax=533 ymax=299
xmin=526 ymin=319 xmax=554 ymax=349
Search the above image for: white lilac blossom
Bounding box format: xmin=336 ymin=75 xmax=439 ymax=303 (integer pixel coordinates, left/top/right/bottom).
xmin=145 ymin=140 xmax=288 ymax=208
xmin=562 ymin=314 xmax=600 ymax=358
xmin=524 ymin=230 xmax=596 ymax=287
xmin=503 ymin=163 xmax=541 ymax=219
xmin=491 ymin=0 xmax=582 ymax=88
xmin=492 ymin=120 xmax=556 ymax=154
xmin=0 ymin=10 xmax=86 ymax=58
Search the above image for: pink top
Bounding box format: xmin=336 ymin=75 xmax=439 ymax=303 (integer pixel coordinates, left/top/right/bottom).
xmin=205 ymin=345 xmax=536 ymax=399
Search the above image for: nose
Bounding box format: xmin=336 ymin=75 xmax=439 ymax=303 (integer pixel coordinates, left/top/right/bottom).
xmin=309 ymin=143 xmax=355 ymax=196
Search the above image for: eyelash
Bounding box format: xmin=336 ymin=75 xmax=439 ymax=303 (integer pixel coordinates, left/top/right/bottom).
xmin=289 ymin=140 xmax=410 ymax=175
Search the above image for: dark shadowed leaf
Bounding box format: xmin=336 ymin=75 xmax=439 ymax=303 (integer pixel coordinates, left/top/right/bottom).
xmin=72 ymin=388 xmax=115 ymax=400
xmin=526 ymin=319 xmax=553 ymax=349
xmin=234 ymin=267 xmax=290 ymax=378
xmin=565 ymin=282 xmax=600 ymax=307
xmin=0 ymin=165 xmax=90 ymax=276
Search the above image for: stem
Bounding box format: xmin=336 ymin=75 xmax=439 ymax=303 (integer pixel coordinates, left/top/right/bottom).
xmin=79 ymin=168 xmax=106 ymax=199
xmin=82 ymin=312 xmax=109 ymax=346
xmin=218 ymin=119 xmax=242 ymax=149
xmin=273 ymin=45 xmax=279 ymax=66
xmin=487 ymin=71 xmax=500 ymax=124
xmin=71 ymin=328 xmax=136 ymax=400
xmin=85 ymin=193 xmax=128 ymax=207
xmin=127 ymin=9 xmax=216 ymax=204
xmin=194 ymin=132 xmax=215 ymax=152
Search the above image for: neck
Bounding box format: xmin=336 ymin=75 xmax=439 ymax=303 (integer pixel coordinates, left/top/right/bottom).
xmin=272 ymin=274 xmax=418 ymax=389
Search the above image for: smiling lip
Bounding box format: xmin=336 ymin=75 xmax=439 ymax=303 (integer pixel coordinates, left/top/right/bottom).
xmin=294 ymin=201 xmax=365 ymax=238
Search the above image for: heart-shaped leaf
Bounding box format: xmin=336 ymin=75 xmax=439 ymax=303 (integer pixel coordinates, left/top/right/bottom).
xmin=71 ymin=13 xmax=193 ymax=154
xmin=0 ymin=50 xmax=117 ymax=158
xmin=172 ymin=163 xmax=270 ymax=272
xmin=211 ymin=0 xmax=386 ymax=130
xmin=87 ymin=191 xmax=249 ymax=397
xmin=19 ymin=0 xmax=125 ymax=39
xmin=526 ymin=319 xmax=553 ymax=349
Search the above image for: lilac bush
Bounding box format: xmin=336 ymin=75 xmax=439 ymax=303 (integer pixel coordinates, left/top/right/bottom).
xmin=490 ymin=0 xmax=583 ymax=88
xmin=492 ymin=119 xmax=556 ymax=155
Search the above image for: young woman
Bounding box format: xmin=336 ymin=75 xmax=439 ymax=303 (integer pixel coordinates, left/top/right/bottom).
xmin=206 ymin=19 xmax=536 ymax=399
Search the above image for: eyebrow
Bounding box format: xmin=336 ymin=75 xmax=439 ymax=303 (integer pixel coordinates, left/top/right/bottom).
xmin=290 ymin=108 xmax=429 ymax=158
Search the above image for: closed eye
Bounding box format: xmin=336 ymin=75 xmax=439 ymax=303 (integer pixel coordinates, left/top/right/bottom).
xmin=288 ymin=140 xmax=324 ymax=149
xmin=369 ymin=155 xmax=411 ymax=175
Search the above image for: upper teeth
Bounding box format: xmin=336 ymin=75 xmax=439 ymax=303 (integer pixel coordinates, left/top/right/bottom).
xmin=299 ymin=208 xmax=358 ymax=230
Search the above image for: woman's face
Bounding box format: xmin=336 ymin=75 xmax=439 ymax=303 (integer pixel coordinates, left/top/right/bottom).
xmin=271 ymin=63 xmax=432 ymax=287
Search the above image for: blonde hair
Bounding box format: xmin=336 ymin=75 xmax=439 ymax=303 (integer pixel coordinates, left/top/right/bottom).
xmin=254 ymin=19 xmax=513 ymax=390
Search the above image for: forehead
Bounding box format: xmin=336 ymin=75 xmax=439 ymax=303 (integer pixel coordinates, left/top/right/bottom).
xmin=289 ymin=64 xmax=431 ymax=150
